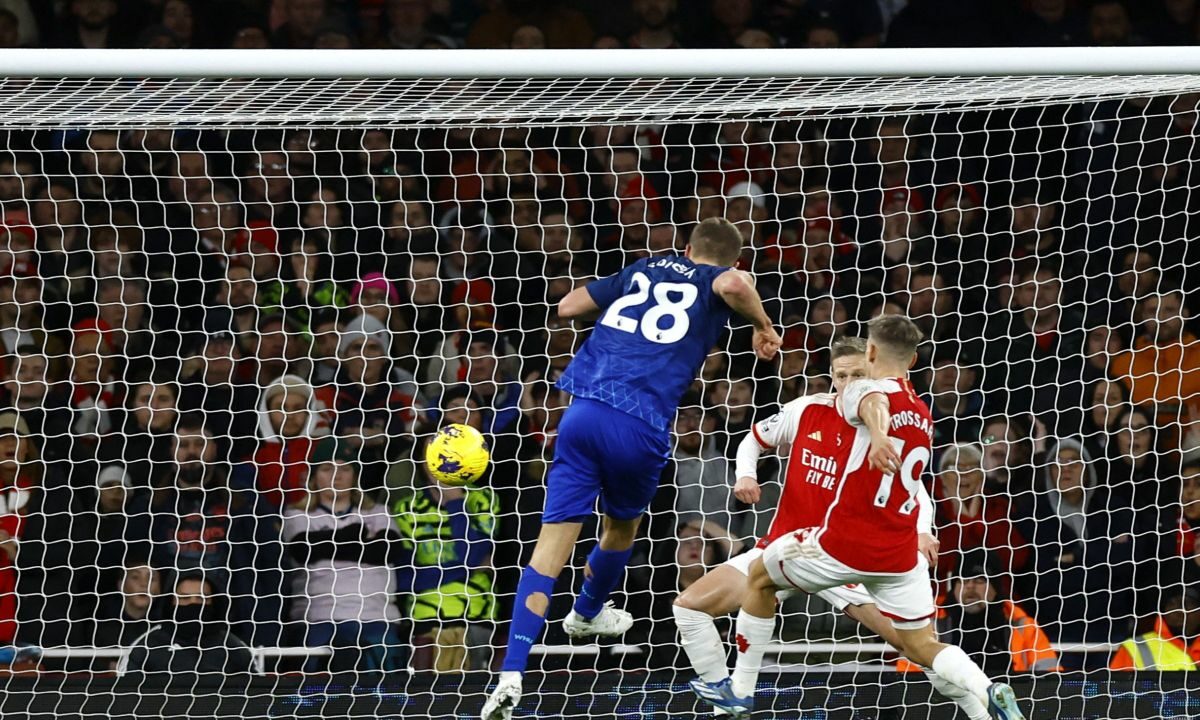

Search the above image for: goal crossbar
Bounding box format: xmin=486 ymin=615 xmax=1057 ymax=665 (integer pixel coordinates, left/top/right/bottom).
xmin=5 ymin=47 xmax=1200 ymax=79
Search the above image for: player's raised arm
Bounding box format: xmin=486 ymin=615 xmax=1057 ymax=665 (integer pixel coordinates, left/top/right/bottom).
xmin=842 ymin=378 xmax=901 ymax=474
xmin=712 ymin=270 xmax=782 ymax=361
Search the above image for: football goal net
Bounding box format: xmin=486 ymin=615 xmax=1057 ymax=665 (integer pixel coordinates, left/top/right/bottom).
xmin=0 ymin=47 xmax=1197 ymax=719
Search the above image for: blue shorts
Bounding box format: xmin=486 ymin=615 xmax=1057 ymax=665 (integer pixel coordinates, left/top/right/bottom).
xmin=542 ymin=397 xmax=671 ymax=524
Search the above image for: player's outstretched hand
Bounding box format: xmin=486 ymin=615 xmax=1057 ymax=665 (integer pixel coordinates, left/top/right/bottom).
xmin=752 ymin=326 xmax=783 ymax=361
xmin=734 ymin=476 xmax=761 ymax=504
xmin=867 ymin=432 xmax=901 ymax=474
xmin=918 ymin=533 xmax=939 ymax=567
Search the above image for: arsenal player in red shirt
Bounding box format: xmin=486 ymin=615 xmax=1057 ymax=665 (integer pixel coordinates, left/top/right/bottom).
xmin=679 ymin=338 xmax=990 ymax=720
xmin=698 ymin=315 xmax=1026 ymax=720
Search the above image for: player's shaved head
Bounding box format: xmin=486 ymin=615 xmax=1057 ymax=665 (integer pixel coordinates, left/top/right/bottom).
xmin=688 ymin=217 xmax=743 ymax=266
xmin=867 ymin=314 xmax=923 ymax=362
xmin=829 ymin=336 xmax=866 ymax=361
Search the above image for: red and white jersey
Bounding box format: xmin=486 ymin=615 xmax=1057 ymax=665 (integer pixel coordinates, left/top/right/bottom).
xmin=816 ymin=377 xmax=934 ymax=574
xmin=748 ymin=393 xmax=858 ymax=549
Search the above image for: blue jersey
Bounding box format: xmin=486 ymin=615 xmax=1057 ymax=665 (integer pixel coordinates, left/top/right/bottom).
xmin=557 ymin=255 xmax=733 ymax=431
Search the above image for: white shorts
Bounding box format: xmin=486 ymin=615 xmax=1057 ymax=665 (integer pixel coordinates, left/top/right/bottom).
xmin=761 ymin=530 xmax=935 ymax=629
xmin=723 ymin=546 xmax=873 ymax=612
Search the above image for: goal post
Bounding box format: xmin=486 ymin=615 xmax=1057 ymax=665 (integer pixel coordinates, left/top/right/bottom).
xmin=0 ymin=47 xmax=1197 ymax=719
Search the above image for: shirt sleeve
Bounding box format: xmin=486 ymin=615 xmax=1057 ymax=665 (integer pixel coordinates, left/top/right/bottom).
xmin=734 ymin=431 xmax=764 ymax=480
xmin=841 ymin=379 xmax=888 ymax=426
xmin=748 ymin=398 xmax=809 ymax=450
xmin=584 ymin=261 xmax=639 ymax=309
xmin=915 ymin=481 xmax=933 ymax=535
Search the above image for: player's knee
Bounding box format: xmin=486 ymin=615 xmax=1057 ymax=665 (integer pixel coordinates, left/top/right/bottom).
xmin=599 ymin=518 xmax=640 ymax=550
xmin=673 ymin=590 xmax=700 ymax=612
xmin=525 ymin=591 xmax=550 ymax=618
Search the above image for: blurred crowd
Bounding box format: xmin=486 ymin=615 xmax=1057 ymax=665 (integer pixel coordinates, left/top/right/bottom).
xmin=2 ymin=0 xmax=1200 ymax=51
xmin=0 ymin=0 xmax=1196 ymax=679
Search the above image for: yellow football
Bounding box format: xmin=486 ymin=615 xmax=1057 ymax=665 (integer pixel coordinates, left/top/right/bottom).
xmin=424 ymin=423 xmax=490 ymax=486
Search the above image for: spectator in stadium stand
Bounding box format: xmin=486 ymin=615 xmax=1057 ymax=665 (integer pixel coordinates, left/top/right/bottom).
xmin=1165 ymin=462 xmax=1200 ymax=585
xmin=515 ymin=366 xmax=568 ymax=477
xmin=67 ymin=318 xmax=116 ymax=441
xmin=397 ymin=253 xmax=449 ymax=356
xmin=158 ymin=0 xmax=195 ymax=48
xmin=57 ymin=0 xmax=129 ymax=48
xmin=270 ymin=0 xmax=328 ymax=49
xmin=462 ymin=332 xmax=523 ymax=436
xmin=1078 ymin=377 xmax=1131 ymax=465
xmin=802 ymin=297 xmax=850 ymax=370
xmin=257 ymin=231 xmax=347 ymax=330
xmin=0 ymin=342 xmax=71 ymax=463
xmin=177 ymin=331 xmax=258 ymax=464
xmin=393 ymin=441 xmax=499 ymax=672
xmin=1088 ymin=0 xmax=1138 ymax=46
xmin=899 ymin=265 xmax=974 ymax=368
xmin=931 ymin=183 xmax=988 ymax=281
xmin=1060 ymin=326 xmax=1125 ymax=419
xmin=95 ymin=277 xmax=177 ymax=381
xmin=307 ymin=306 xmax=343 ymax=386
xmin=666 ymin=396 xmax=737 ymax=533
xmin=697 ymin=120 xmax=772 ymax=193
xmin=120 ymin=571 xmax=255 ymax=678
xmin=1112 ymin=289 xmax=1200 ymax=454
xmin=705 ymin=378 xmax=755 ymax=456
xmin=855 ymin=117 xmax=931 ymax=242
xmin=0 ymin=273 xmax=61 ymax=359
xmin=217 ymin=263 xmax=263 ymax=344
xmin=982 ymin=259 xmax=1087 ymax=429
xmin=627 ymin=0 xmax=679 ymax=49
xmin=1027 ymin=437 xmax=1140 ymax=644
xmin=331 ymin=330 xmax=417 ymax=493
xmin=465 ymin=0 xmax=593 ymax=48
xmin=803 ymin=22 xmax=842 ymax=48
xmin=240 ymin=149 xmax=298 ymax=229
xmin=381 ymin=0 xmax=457 ymax=49
xmin=30 ymin=183 xmax=89 ymax=261
xmin=235 ymin=222 xmax=284 ymax=285
xmin=637 ymin=517 xmax=741 ymax=668
xmin=347 ymin=271 xmax=399 ymax=350
xmin=282 ymin=437 xmax=407 ymax=672
xmin=103 ymin=379 xmax=178 ymax=489
xmin=1006 ymin=186 xmax=1068 ymax=260
xmin=508 ymin=24 xmax=545 ymax=49
xmin=1142 ymin=0 xmax=1200 ymax=44
xmin=382 ymin=197 xmax=435 ymax=259
xmin=253 ymin=374 xmax=328 ymax=509
xmin=1109 ymin=586 xmax=1200 ymax=671
xmin=77 ymin=462 xmax=151 ymax=594
xmin=909 ymin=550 xmax=1061 ymax=675
xmin=92 ymin=561 xmax=160 ymax=650
xmin=1012 ymin=0 xmax=1088 ymax=45
xmin=932 ymin=443 xmax=1029 ymax=588
xmin=925 ymin=350 xmax=985 ymax=452
xmin=979 ymin=415 xmax=1039 ymax=514
xmin=250 ymin=310 xmax=311 ymax=387
xmin=149 ymin=413 xmax=284 ymax=646
xmin=1105 ymin=405 xmax=1176 ymax=514
xmin=0 ymin=411 xmax=40 ymax=644
xmin=302 ymin=188 xmax=356 ymax=267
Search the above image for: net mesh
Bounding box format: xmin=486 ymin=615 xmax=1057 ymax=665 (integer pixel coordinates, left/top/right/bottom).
xmin=0 ymin=72 xmax=1197 ymax=718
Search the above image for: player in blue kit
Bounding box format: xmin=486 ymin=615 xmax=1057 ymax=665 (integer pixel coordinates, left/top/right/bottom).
xmin=483 ymin=217 xmax=782 ymax=719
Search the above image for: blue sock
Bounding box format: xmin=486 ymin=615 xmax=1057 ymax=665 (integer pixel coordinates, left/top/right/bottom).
xmin=573 ymin=546 xmax=633 ymax=620
xmin=500 ymin=566 xmax=557 ymax=673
